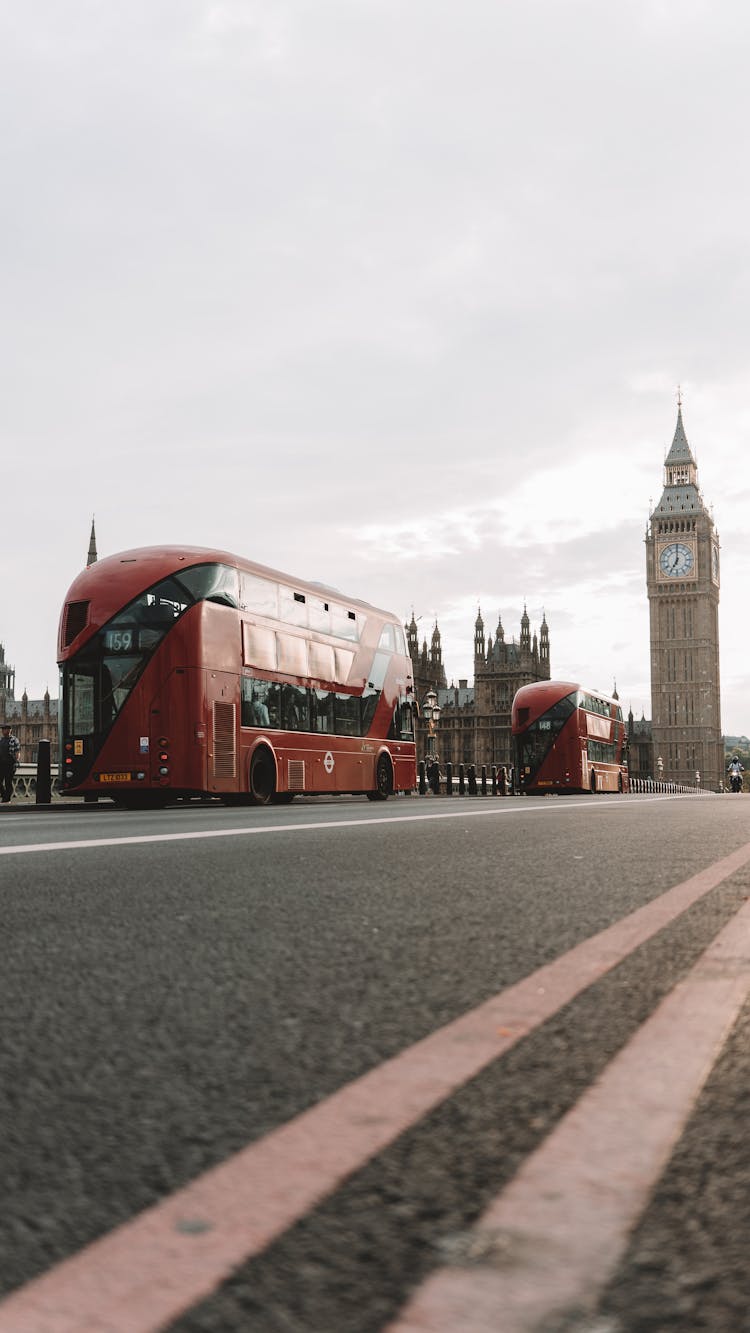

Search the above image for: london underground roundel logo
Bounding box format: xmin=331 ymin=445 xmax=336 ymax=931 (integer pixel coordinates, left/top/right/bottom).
xmin=324 ymin=751 xmax=335 ymax=774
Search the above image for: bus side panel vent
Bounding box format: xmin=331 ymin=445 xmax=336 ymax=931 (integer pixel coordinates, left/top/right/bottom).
xmin=213 ymin=702 xmax=237 ymax=778
xmin=64 ymin=601 xmax=90 ymax=646
xmin=288 ymin=760 xmax=305 ymax=791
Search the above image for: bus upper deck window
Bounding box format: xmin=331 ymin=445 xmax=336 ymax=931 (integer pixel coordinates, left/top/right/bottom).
xmin=177 ymin=563 xmax=240 ymax=608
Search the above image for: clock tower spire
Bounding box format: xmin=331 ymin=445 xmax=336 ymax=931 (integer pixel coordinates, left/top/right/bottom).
xmin=646 ymin=401 xmax=722 ymax=789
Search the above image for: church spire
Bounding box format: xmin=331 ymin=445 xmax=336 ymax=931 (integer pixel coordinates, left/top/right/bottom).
xmin=87 ymin=516 xmax=98 ymax=567
xmin=665 ymin=399 xmax=697 ymax=469
xmin=540 ymin=612 xmax=549 ymax=667
xmin=474 ymin=607 xmax=485 ymax=661
xmin=520 ymin=603 xmax=531 ymax=652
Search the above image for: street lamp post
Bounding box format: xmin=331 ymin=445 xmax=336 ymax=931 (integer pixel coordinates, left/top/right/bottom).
xmin=422 ymin=688 xmax=441 ymax=766
xmin=657 ymin=755 xmax=664 ymax=788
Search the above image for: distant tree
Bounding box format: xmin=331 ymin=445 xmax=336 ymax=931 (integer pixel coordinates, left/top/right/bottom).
xmin=725 ymin=740 xmax=750 ymax=791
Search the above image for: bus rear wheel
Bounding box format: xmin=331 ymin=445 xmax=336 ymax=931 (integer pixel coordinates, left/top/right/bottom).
xmin=367 ymin=754 xmax=393 ymax=801
xmin=249 ymin=748 xmax=276 ymax=805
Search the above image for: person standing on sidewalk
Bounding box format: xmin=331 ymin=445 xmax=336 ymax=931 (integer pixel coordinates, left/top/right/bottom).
xmin=0 ymin=723 xmax=20 ymax=803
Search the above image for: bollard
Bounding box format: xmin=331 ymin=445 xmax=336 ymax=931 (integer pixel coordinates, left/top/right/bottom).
xmin=429 ymin=761 xmax=441 ymax=796
xmin=491 ymin=765 xmax=498 ymax=796
xmin=499 ymin=765 xmax=507 ymax=796
xmin=35 ymin=739 xmax=52 ymax=804
xmin=418 ymin=760 xmax=427 ymax=795
xmin=446 ymin=762 xmax=453 ymax=796
xmin=468 ymin=764 xmax=477 ymax=796
xmin=458 ymin=763 xmax=465 ymax=796
xmin=481 ymin=765 xmax=487 ymax=796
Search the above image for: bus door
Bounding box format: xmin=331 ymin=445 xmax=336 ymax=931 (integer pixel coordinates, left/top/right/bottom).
xmin=206 ymin=670 xmax=239 ymax=793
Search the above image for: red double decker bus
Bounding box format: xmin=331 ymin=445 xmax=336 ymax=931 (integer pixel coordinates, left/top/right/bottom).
xmin=512 ymin=680 xmax=629 ymax=795
xmin=58 ymin=546 xmax=417 ymax=807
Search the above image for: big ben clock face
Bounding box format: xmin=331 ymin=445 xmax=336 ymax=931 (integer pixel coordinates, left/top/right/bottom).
xmin=658 ymin=541 xmax=695 ymax=578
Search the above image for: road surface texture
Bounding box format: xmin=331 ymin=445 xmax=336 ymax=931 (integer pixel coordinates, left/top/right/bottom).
xmin=1 ymin=791 xmax=749 ymax=1331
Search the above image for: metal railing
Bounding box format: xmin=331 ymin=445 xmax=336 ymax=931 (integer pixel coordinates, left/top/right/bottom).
xmin=416 ymin=762 xmax=715 ymax=797
xmin=10 ymin=763 xmax=62 ymax=801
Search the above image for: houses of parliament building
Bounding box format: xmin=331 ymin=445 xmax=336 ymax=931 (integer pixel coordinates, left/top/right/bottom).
xmin=0 ymin=523 xmax=97 ymax=763
xmin=407 ymin=605 xmax=551 ymax=771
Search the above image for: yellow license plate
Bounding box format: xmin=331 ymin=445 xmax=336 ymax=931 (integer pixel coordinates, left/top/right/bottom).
xmin=98 ymin=772 xmax=132 ymax=783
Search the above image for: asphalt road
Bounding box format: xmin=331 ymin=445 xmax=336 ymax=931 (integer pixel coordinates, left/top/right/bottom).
xmin=1 ymin=792 xmax=749 ymax=1332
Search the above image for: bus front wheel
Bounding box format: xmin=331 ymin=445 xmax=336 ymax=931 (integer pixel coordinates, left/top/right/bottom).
xmin=367 ymin=754 xmax=393 ymax=801
xmin=249 ymin=748 xmax=276 ymax=805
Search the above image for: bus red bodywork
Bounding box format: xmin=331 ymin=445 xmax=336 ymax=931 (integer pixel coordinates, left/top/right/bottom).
xmin=57 ymin=546 xmax=416 ymax=806
xmin=512 ymin=680 xmax=629 ymax=795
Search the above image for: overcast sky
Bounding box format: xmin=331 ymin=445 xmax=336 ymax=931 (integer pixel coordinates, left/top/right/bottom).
xmin=3 ymin=0 xmax=750 ymax=734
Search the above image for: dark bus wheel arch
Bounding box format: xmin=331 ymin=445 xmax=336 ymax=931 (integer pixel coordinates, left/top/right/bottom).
xmin=249 ymin=746 xmax=277 ymax=805
xmin=367 ymin=752 xmax=393 ymax=801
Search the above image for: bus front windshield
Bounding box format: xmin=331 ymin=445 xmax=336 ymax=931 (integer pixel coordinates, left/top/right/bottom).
xmin=63 ymin=564 xmax=240 ymax=739
xmin=516 ymin=692 xmax=577 ymax=779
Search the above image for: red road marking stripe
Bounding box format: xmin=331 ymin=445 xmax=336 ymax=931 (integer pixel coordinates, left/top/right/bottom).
xmin=387 ymin=895 xmax=750 ymax=1333
xmin=2 ymin=840 xmax=750 ymax=1332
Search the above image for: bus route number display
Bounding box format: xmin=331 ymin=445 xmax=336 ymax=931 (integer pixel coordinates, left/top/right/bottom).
xmin=102 ymin=628 xmax=136 ymax=652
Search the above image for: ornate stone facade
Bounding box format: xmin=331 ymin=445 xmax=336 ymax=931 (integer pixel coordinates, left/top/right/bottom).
xmin=0 ymin=518 xmax=96 ymax=767
xmin=0 ymin=650 xmax=58 ymax=764
xmin=406 ymin=607 xmax=551 ymax=769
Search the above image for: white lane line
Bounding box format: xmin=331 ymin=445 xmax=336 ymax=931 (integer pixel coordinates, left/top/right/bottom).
xmin=0 ymin=796 xmax=669 ymax=856
xmin=0 ymin=837 xmax=748 ymax=1333
xmin=387 ymin=896 xmax=750 ymax=1333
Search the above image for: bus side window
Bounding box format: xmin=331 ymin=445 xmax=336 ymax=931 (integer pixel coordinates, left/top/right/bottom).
xmin=331 ymin=605 xmax=360 ymax=642
xmin=241 ymin=677 xmax=275 ymax=728
xmin=334 ymin=693 xmax=360 ymax=736
xmin=311 ymin=689 xmax=334 ymax=733
xmin=282 ymin=683 xmax=309 ymax=731
xmin=361 ymin=687 xmax=379 ymax=734
xmin=400 ymin=700 xmax=415 ymax=739
xmin=388 ymin=699 xmax=415 ymax=741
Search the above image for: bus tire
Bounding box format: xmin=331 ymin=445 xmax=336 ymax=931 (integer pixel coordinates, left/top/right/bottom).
xmin=367 ymin=753 xmax=393 ymax=801
xmin=590 ymin=769 xmax=597 ymax=793
xmin=249 ymin=747 xmax=276 ymax=805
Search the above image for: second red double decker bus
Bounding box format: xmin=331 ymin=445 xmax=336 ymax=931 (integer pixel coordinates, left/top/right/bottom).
xmin=58 ymin=545 xmax=417 ymax=806
xmin=512 ymin=680 xmax=629 ymax=794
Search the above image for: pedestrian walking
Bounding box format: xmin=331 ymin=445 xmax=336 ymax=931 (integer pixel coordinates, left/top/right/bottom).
xmin=0 ymin=723 xmax=20 ymax=803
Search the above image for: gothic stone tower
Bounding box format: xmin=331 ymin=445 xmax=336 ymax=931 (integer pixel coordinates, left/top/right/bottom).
xmin=471 ymin=605 xmax=550 ymax=768
xmin=646 ymin=404 xmax=722 ymax=789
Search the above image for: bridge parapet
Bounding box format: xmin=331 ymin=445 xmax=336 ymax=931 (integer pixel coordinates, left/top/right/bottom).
xmin=11 ymin=763 xmax=62 ymax=801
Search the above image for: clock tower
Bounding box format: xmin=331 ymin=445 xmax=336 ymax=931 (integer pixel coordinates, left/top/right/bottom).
xmin=646 ymin=402 xmax=723 ymax=789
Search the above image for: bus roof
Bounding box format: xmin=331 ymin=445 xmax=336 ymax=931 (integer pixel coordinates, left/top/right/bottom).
xmin=58 ymin=545 xmax=400 ymax=657
xmin=513 ymin=680 xmax=621 ymax=709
